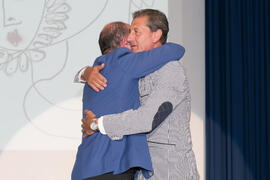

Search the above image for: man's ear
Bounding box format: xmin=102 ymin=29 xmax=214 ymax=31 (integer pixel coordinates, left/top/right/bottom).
xmin=120 ymin=38 xmax=127 ymax=47
xmin=152 ymin=29 xmax=162 ymax=43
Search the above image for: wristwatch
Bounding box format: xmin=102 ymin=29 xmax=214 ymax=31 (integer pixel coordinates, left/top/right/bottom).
xmin=90 ymin=121 xmax=98 ymax=131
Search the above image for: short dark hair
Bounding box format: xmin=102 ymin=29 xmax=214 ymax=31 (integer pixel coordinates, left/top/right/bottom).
xmin=98 ymin=22 xmax=129 ymax=54
xmin=133 ymin=9 xmax=169 ymax=44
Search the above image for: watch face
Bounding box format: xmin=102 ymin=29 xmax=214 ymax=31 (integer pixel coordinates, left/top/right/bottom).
xmin=90 ymin=122 xmax=98 ymax=131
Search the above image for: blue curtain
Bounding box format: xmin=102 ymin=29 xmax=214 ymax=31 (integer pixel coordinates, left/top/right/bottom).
xmin=206 ymin=0 xmax=270 ymax=179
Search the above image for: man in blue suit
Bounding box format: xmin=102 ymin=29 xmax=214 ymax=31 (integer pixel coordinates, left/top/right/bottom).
xmin=72 ymin=21 xmax=185 ymax=180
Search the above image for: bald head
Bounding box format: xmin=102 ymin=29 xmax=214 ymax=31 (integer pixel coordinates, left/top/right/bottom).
xmin=99 ymin=22 xmax=130 ymax=54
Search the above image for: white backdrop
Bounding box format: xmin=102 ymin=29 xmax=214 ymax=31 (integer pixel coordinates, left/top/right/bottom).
xmin=168 ymin=1 xmax=206 ymax=179
xmin=0 ymin=0 xmax=204 ymax=179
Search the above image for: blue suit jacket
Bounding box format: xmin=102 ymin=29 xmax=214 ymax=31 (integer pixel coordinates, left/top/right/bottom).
xmin=72 ymin=43 xmax=185 ymax=180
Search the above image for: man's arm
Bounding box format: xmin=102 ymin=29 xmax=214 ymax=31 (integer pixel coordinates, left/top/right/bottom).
xmin=102 ymin=61 xmax=187 ymax=140
xmin=81 ymin=110 xmax=98 ymax=138
xmin=73 ymin=64 xmax=107 ymax=92
xmin=73 ymin=66 xmax=89 ymax=83
xmin=74 ymin=43 xmax=184 ymax=90
xmin=117 ymin=43 xmax=184 ymax=78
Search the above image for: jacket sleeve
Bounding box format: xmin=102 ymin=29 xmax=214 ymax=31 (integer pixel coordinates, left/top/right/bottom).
xmin=73 ymin=58 xmax=102 ymax=83
xmin=118 ymin=43 xmax=185 ymax=78
xmin=102 ymin=61 xmax=189 ymax=140
xmin=73 ymin=66 xmax=88 ymax=83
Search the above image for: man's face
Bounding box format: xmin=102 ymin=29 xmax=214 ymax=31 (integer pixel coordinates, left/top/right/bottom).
xmin=128 ymin=16 xmax=156 ymax=52
xmin=120 ymin=24 xmax=131 ymax=50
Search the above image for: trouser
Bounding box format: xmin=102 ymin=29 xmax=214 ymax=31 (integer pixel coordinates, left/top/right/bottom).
xmin=83 ymin=169 xmax=135 ymax=180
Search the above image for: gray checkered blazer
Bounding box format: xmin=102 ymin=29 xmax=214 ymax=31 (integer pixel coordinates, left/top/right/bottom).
xmin=102 ymin=61 xmax=200 ymax=180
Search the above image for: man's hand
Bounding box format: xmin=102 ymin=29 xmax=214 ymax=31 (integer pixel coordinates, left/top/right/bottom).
xmin=81 ymin=109 xmax=98 ymax=138
xmin=82 ymin=64 xmax=107 ymax=92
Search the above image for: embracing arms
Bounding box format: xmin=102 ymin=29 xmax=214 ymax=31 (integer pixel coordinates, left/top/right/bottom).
xmin=81 ymin=62 xmax=187 ymax=140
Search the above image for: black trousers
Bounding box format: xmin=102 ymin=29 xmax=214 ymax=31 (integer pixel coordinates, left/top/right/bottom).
xmin=83 ymin=170 xmax=135 ymax=180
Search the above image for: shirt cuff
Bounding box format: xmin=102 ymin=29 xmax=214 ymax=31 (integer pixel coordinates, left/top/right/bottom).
xmin=73 ymin=66 xmax=88 ymax=83
xmin=98 ymin=116 xmax=106 ymax=134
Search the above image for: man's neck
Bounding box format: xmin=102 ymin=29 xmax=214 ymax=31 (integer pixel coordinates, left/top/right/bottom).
xmin=153 ymin=42 xmax=163 ymax=49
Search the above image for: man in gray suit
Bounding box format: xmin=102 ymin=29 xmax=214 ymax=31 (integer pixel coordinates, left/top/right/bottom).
xmin=78 ymin=9 xmax=199 ymax=180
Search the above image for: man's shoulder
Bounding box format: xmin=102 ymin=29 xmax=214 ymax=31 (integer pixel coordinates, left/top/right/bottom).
xmin=140 ymin=61 xmax=187 ymax=87
xmin=164 ymin=61 xmax=184 ymax=69
xmin=95 ymin=47 xmax=132 ymax=64
xmin=111 ymin=47 xmax=133 ymax=57
xmin=154 ymin=61 xmax=188 ymax=89
xmin=155 ymin=61 xmax=186 ymax=77
xmin=141 ymin=61 xmax=186 ymax=83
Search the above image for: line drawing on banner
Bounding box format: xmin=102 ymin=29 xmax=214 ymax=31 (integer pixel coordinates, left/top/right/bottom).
xmin=0 ymin=0 xmax=157 ymax=140
xmin=22 ymin=41 xmax=79 ymax=139
xmin=128 ymin=0 xmax=155 ymax=22
xmin=0 ymin=0 xmax=109 ymax=75
xmin=0 ymin=0 xmax=108 ymax=139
